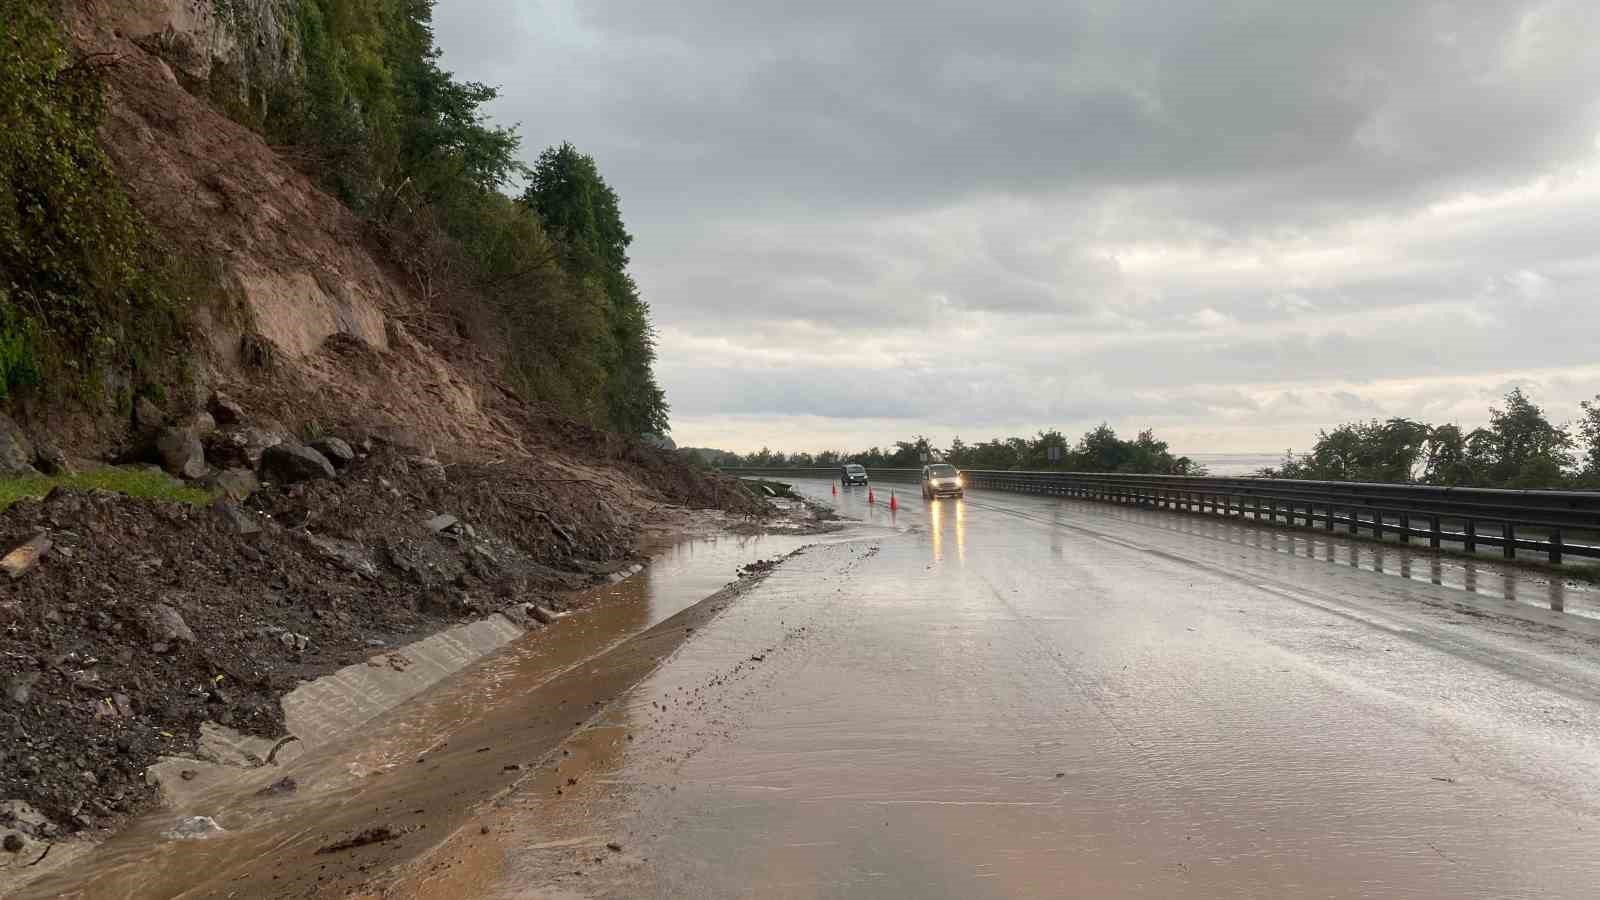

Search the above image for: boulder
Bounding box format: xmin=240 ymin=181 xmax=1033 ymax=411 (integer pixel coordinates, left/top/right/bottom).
xmin=33 ymin=443 xmax=72 ymax=476
xmin=135 ymin=603 xmax=195 ymax=647
xmin=210 ymin=467 xmax=259 ymax=502
xmin=0 ymin=414 xmax=37 ymax=477
xmin=155 ymin=426 xmax=207 ymax=480
xmin=259 ymin=443 xmax=335 ymax=483
xmin=134 ymin=395 xmax=167 ymax=432
xmin=207 ymin=391 xmax=246 ymax=426
xmin=311 ymin=436 xmax=355 ymax=468
xmin=189 ymin=410 xmax=217 ymax=438
xmin=203 ymin=425 xmax=285 ymax=470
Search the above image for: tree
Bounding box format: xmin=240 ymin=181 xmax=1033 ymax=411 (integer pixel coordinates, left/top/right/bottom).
xmin=523 ymin=143 xmax=668 ymax=434
xmin=1477 ymin=388 xmax=1573 ymax=488
xmin=1578 ymin=395 xmax=1600 ymax=483
xmin=1077 ymin=423 xmax=1128 ymax=471
xmin=1421 ymin=424 xmax=1475 ymax=486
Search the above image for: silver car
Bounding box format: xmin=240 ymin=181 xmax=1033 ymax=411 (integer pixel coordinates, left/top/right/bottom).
xmin=920 ymin=463 xmax=964 ymax=498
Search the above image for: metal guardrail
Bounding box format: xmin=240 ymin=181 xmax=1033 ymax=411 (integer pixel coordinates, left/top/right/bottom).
xmin=725 ymin=467 xmax=1600 ymax=563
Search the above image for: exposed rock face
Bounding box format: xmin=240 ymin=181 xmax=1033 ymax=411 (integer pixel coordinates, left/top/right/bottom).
xmin=94 ymin=0 xmax=300 ymax=90
xmin=0 ymin=415 xmax=38 ymax=477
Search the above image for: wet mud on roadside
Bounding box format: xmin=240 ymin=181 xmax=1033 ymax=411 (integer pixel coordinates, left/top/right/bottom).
xmin=16 ymin=524 xmax=870 ymax=899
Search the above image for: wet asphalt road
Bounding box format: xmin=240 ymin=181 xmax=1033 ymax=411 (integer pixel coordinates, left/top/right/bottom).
xmin=467 ymin=480 xmax=1600 ymax=898
xmin=25 ymin=481 xmax=1600 ymax=898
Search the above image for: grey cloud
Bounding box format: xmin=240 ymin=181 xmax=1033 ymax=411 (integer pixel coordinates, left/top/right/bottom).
xmin=432 ymin=1 xmax=1600 ymax=451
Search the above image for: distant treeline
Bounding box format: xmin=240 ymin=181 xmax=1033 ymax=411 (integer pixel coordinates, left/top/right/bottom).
xmin=690 ymin=387 xmax=1600 ymax=492
xmin=688 ymin=424 xmax=1204 ymax=475
xmin=1259 ymin=388 xmax=1600 ymax=490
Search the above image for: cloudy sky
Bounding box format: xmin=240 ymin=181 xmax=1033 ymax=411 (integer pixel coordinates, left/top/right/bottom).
xmin=433 ymin=1 xmax=1600 ymax=456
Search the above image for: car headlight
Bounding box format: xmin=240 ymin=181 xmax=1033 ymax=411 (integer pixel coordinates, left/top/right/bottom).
xmin=956 ymin=475 xmax=963 ymax=487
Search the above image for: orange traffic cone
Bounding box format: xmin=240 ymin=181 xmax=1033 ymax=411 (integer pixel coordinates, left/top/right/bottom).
xmin=889 ymin=491 xmax=898 ymax=511
xmin=868 ymin=488 xmax=876 ymax=504
xmin=832 ymin=483 xmax=837 ymax=496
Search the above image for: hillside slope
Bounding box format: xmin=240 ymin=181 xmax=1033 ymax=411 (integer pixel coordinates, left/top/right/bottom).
xmin=0 ymin=1 xmax=763 ymax=859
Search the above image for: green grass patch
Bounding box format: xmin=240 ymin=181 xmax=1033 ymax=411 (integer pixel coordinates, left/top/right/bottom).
xmin=0 ymin=467 xmax=215 ymax=511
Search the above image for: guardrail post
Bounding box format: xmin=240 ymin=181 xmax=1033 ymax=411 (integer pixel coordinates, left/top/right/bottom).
xmin=1502 ymin=522 xmax=1516 ymax=560
xmin=1348 ymin=508 xmax=1359 ymax=535
xmin=1373 ymin=510 xmax=1384 ymax=540
xmin=1429 ymin=516 xmax=1441 ymax=548
xmin=1550 ymin=528 xmax=1564 ymax=564
xmin=1464 ymin=519 xmax=1476 ymax=553
xmin=1267 ymin=499 xmax=1277 ymax=524
xmin=1324 ymin=505 xmax=1335 ymax=531
xmin=1398 ymin=513 xmax=1411 ymax=544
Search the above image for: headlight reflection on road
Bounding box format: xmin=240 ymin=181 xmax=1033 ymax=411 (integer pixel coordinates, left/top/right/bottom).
xmin=955 ymin=498 xmax=965 ymax=563
xmin=928 ymin=497 xmax=967 ymax=565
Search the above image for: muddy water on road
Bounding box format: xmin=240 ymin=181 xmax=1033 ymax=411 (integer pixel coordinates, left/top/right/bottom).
xmin=446 ymin=482 xmax=1600 ymax=899
xmin=19 ymin=531 xmax=851 ymax=900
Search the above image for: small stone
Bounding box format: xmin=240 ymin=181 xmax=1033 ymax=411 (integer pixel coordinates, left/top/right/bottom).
xmin=3 ymin=833 xmax=23 ymax=852
xmin=424 ymin=513 xmax=459 ymax=534
xmin=4 ymin=671 xmax=38 ymax=705
xmin=606 ymin=842 xmax=623 ymax=853
xmin=180 ymin=769 xmax=198 ymax=781
xmin=0 ymin=532 xmax=51 ymax=580
xmin=212 ymin=499 xmax=261 ymax=536
xmin=257 ymin=776 xmax=297 ymax=796
xmin=530 ymin=605 xmax=558 ymax=625
xmin=135 ymin=603 xmax=195 ymax=646
xmin=163 ymin=815 xmax=224 ymax=839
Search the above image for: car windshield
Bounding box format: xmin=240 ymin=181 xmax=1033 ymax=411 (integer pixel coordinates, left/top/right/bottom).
xmin=845 ymin=465 xmax=865 ymax=473
xmin=928 ymin=465 xmax=957 ymax=477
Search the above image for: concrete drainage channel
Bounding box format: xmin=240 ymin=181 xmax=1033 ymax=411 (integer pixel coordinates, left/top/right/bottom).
xmin=174 ymin=564 xmax=646 ymax=778
xmin=1 ymin=562 xmax=647 ymax=894
xmin=13 ymin=545 xmax=813 ymax=899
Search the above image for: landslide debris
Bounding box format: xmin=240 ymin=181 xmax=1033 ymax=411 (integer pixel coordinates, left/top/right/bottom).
xmin=0 ymin=422 xmax=764 ymax=838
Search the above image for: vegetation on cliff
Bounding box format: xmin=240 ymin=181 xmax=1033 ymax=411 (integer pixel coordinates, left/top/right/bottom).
xmin=259 ymin=0 xmax=667 ymax=433
xmin=0 ymin=0 xmax=190 ymax=405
